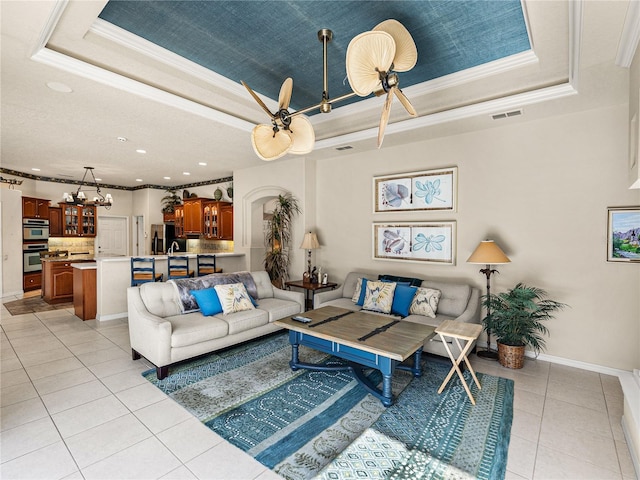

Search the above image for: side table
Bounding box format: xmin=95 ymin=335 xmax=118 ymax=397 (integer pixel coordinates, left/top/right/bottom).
xmin=284 ymin=280 xmax=338 ymax=311
xmin=435 ymin=320 xmax=483 ymax=405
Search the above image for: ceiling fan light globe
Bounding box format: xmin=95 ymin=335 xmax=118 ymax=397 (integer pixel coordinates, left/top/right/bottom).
xmin=251 ymin=124 xmax=292 ymax=161
xmin=346 ymin=31 xmax=396 ymax=96
xmin=288 ymin=115 xmax=315 ymax=155
xmin=373 ymin=19 xmax=418 ymax=72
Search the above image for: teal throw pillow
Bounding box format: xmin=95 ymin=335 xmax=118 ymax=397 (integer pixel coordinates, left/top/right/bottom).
xmin=190 ymin=288 xmax=223 ymax=316
xmin=356 ymin=278 xmax=368 ymax=306
xmin=391 ymin=284 xmax=418 ymax=317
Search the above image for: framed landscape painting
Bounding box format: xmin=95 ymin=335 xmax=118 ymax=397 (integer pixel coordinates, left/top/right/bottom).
xmin=373 ymin=221 xmax=456 ymax=265
xmin=374 ymin=167 xmax=457 ymax=212
xmin=607 ymin=207 xmax=640 ymax=262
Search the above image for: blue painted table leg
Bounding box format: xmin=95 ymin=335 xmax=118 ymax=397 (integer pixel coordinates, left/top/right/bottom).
xmin=396 ymin=347 xmax=423 ymax=377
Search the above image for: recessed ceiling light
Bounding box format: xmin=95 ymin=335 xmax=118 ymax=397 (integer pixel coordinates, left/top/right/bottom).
xmin=46 ymin=81 xmax=73 ymax=93
xmin=198 ymin=162 xmax=207 ymax=166
xmin=163 ymin=176 xmax=171 ymax=180
xmin=183 ymin=172 xmax=190 ymax=175
xmin=31 ymin=168 xmax=41 ymax=172
xmin=117 ymin=136 xmax=128 ymax=142
xmin=136 ymin=178 xmax=143 ymax=182
xmin=136 ymin=149 xmax=146 ymax=154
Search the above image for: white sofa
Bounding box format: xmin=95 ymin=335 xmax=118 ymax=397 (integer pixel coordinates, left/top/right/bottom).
xmin=127 ymin=271 xmax=304 ymax=379
xmin=314 ymin=272 xmax=481 ymax=357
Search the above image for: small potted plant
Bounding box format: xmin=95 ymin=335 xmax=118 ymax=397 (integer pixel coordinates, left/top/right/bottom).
xmin=483 ymin=283 xmax=566 ymax=369
xmin=161 ymin=188 xmax=182 ymax=221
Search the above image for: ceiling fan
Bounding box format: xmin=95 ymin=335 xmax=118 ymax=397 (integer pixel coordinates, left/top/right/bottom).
xmin=241 ymin=19 xmax=417 ymax=161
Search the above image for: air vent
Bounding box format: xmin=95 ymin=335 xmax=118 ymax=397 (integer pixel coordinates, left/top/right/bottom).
xmin=491 ymin=109 xmax=522 ymax=120
xmin=335 ymin=145 xmax=353 ymax=151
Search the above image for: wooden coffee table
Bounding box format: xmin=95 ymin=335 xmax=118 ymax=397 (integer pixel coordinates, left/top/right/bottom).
xmin=274 ymin=306 xmax=435 ymax=406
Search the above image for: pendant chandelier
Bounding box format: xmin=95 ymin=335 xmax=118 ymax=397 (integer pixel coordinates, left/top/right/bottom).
xmin=62 ymin=167 xmax=113 ymax=209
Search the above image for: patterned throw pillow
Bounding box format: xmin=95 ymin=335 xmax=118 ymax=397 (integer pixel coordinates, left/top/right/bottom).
xmin=351 ymin=278 xmax=369 ymax=306
xmin=409 ymin=287 xmax=442 ymax=318
xmin=213 ymin=283 xmax=255 ymax=314
xmin=362 ymin=281 xmax=397 ymax=314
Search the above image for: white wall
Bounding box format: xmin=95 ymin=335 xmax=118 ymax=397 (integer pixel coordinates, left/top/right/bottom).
xmin=314 ymin=105 xmax=640 ymax=371
xmin=1 ymin=188 xmax=23 ymax=297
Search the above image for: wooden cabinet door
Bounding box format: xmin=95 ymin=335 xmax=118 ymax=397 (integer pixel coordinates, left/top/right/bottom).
xmin=61 ymin=204 xmax=80 ymax=236
xmin=220 ymin=204 xmax=233 ymax=240
xmin=49 ymin=207 xmax=62 ymax=236
xmin=49 ymin=262 xmax=73 ymax=302
xmin=80 ymin=206 xmax=97 ymax=236
xmin=36 ymin=199 xmax=50 ymax=218
xmin=174 ymin=206 xmax=184 ymax=237
xmin=203 ymin=201 xmax=218 ymax=239
xmin=183 ymin=199 xmax=204 ymax=234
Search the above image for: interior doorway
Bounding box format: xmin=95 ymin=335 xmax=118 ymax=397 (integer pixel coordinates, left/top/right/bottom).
xmin=96 ymin=216 xmax=128 ymax=256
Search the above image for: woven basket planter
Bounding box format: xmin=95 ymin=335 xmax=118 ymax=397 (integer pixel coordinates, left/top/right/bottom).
xmin=497 ymin=343 xmax=525 ymax=369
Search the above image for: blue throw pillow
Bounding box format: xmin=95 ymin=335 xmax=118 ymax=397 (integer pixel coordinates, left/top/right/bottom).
xmin=391 ymin=284 xmax=418 ymax=317
xmin=356 ymin=278 xmax=368 ymax=306
xmin=190 ymin=288 xmax=223 ymax=316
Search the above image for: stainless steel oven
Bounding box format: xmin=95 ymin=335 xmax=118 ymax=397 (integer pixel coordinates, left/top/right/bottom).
xmin=23 ymin=243 xmax=48 ymax=273
xmin=23 ymin=219 xmax=49 ymax=241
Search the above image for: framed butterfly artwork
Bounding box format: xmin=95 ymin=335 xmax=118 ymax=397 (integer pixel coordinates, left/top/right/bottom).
xmin=373 ymin=167 xmax=457 ymax=213
xmin=372 ymin=221 xmax=457 ymax=265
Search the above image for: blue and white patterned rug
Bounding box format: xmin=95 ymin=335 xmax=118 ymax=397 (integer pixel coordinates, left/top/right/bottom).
xmin=142 ymin=333 xmax=513 ymax=480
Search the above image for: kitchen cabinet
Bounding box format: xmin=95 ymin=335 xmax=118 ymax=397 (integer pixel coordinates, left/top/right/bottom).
xmin=42 ymin=260 xmax=74 ymax=303
xmin=60 ymin=203 xmax=97 ymax=237
xmin=219 ymin=204 xmax=233 ymax=240
xmin=183 ymin=198 xmax=205 ymax=234
xmin=22 ymin=196 xmax=50 ymax=219
xmin=203 ymin=201 xmax=232 ymax=239
xmin=23 ymin=272 xmax=42 ymax=292
xmin=174 ymin=205 xmax=184 ymax=237
xmin=49 ymin=207 xmax=62 ymax=236
xmin=73 ymin=264 xmax=96 ymax=320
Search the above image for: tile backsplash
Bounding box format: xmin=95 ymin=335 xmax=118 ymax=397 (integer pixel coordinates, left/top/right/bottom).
xmin=187 ymin=239 xmax=233 ymax=253
xmin=48 ymin=237 xmax=95 ymax=255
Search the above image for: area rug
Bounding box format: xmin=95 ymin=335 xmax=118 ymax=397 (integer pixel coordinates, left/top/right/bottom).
xmin=143 ymin=333 xmax=513 ymax=480
xmin=3 ymin=296 xmax=73 ymax=315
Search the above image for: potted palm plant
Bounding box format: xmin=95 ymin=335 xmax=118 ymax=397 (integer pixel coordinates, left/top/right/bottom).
xmin=264 ymin=193 xmax=300 ymax=288
xmin=161 ymin=188 xmax=182 ymax=222
xmin=483 ymin=283 xmax=566 ymax=369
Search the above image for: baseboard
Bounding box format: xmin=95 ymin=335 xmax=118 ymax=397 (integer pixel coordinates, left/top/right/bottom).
xmin=2 ymin=289 xmax=25 ymax=299
xmin=96 ymin=312 xmax=127 ymax=322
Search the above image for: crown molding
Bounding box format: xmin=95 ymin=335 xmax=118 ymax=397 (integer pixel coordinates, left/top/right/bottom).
xmin=616 ymin=0 xmax=640 ymax=67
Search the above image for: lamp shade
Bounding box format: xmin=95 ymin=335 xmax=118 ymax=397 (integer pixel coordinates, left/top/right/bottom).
xmin=467 ymin=240 xmax=511 ymax=264
xmin=300 ymin=232 xmax=320 ymax=250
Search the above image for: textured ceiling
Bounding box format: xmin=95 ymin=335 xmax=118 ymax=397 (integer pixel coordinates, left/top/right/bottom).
xmin=97 ymin=0 xmax=531 ymax=112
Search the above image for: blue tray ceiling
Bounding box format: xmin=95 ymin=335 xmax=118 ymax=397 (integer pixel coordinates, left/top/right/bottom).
xmin=98 ymin=1 xmax=531 ymax=113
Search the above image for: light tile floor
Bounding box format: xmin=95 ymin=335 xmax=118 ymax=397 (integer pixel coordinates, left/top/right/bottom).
xmin=0 ymin=298 xmax=637 ymax=480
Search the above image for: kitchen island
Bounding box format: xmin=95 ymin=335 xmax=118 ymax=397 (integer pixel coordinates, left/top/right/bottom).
xmin=95 ymin=252 xmax=245 ymax=321
xmin=41 ymin=256 xmax=95 ymax=304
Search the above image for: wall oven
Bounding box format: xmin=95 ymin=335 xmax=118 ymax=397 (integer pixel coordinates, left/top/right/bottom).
xmin=23 ymin=243 xmax=48 ymax=273
xmin=23 ymin=219 xmax=49 ymax=241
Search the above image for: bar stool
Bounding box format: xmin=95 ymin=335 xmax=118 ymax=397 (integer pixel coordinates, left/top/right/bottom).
xmin=167 ymin=255 xmax=194 ymax=279
xmin=196 ymin=254 xmax=223 ymax=276
xmin=131 ymin=257 xmax=163 ymax=286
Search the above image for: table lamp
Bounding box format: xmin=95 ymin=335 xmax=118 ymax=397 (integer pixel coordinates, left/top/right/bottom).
xmin=300 ymin=232 xmax=320 ymax=278
xmin=467 ymin=240 xmax=511 ymax=359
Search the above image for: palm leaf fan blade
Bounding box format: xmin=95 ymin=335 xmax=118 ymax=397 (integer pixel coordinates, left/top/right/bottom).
xmin=251 ymin=124 xmax=292 ymax=161
xmin=373 ymin=19 xmax=418 ymax=72
xmin=346 ymin=31 xmax=396 ymax=96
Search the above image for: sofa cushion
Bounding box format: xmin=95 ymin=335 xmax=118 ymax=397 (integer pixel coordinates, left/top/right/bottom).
xmin=190 ymin=288 xmax=223 ymax=316
xmin=409 ymin=287 xmax=442 ymax=318
xmin=167 ymin=313 xmax=229 ymax=348
xmin=254 ymin=297 xmax=300 ymax=322
xmin=378 ymin=274 xmax=423 ymax=287
xmin=391 ymin=284 xmax=418 ymax=317
xmin=139 ymin=282 xmax=182 ymax=318
xmin=214 ymin=283 xmax=255 ymax=314
xmin=218 ymin=309 xmax=269 ymax=335
xmin=362 ymin=281 xmax=396 ymax=314
xmin=422 ymin=281 xmax=471 ymax=317
xmin=251 ymin=271 xmax=275 ymax=299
